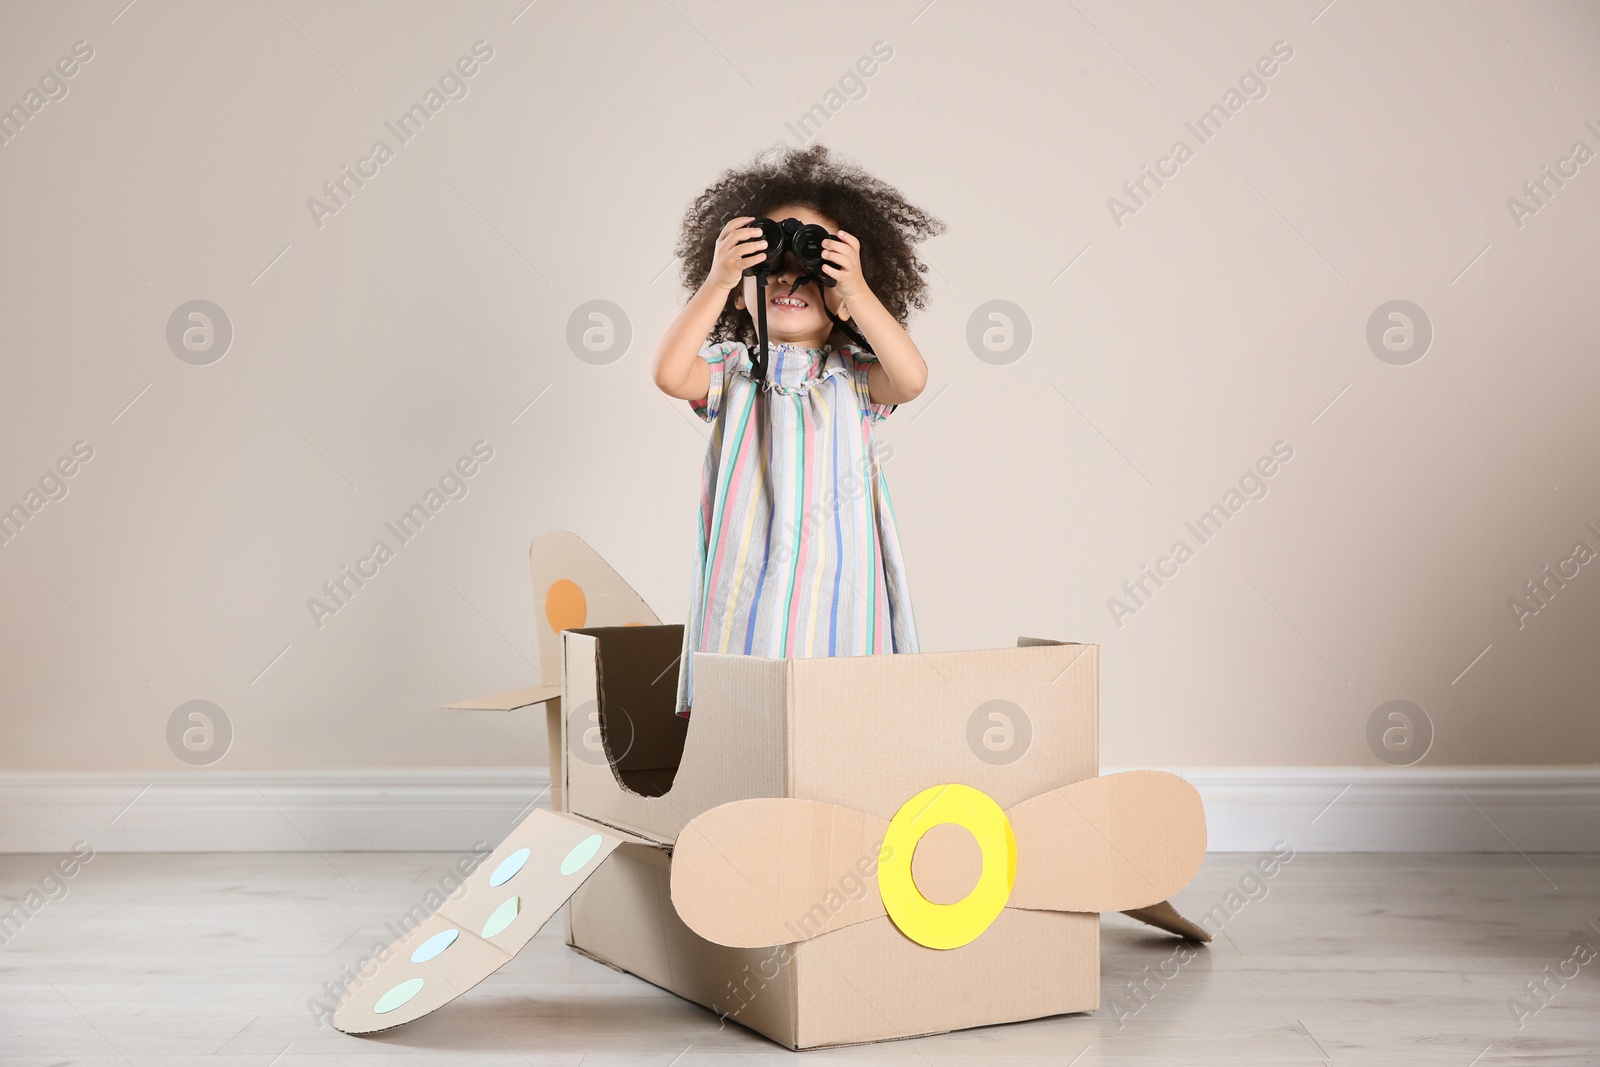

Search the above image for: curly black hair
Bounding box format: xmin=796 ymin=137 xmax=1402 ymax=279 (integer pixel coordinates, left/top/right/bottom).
xmin=674 ymin=142 xmax=945 ymax=350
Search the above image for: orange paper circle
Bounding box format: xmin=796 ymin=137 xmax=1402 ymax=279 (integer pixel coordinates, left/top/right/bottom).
xmin=545 ymin=579 xmax=586 ymax=633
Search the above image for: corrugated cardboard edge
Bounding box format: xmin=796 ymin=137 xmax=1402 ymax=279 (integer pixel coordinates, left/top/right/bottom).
xmin=546 ymin=702 xmax=564 ymax=812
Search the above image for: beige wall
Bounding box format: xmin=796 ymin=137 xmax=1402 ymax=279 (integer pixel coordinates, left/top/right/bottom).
xmin=1 ymin=1 xmax=1596 ymax=773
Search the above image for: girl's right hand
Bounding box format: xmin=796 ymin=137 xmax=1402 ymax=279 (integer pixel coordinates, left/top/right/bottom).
xmin=706 ymin=216 xmax=768 ymax=291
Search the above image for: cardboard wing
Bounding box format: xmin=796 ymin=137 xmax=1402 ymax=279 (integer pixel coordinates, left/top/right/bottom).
xmin=332 ymin=809 xmax=653 ymax=1034
xmin=670 ymin=770 xmax=1211 ymax=950
xmin=444 ymin=682 xmax=562 ymax=712
xmin=444 ymin=529 xmax=661 ymax=712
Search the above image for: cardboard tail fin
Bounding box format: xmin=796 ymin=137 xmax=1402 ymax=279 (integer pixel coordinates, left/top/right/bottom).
xmin=528 ymin=529 xmax=661 ymax=678
xmin=439 ymin=529 xmax=664 ymax=811
xmin=443 ymin=530 xmax=661 ymax=715
xmin=332 ymin=809 xmax=647 ymax=1033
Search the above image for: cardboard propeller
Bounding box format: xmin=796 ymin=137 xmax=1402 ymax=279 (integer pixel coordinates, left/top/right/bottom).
xmin=671 ymin=771 xmax=1211 ymax=950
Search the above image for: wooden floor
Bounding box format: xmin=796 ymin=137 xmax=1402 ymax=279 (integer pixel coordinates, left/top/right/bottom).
xmin=2 ymin=851 xmax=1597 ymax=1065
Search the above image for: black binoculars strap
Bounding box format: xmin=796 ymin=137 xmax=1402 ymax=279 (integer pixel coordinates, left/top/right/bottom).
xmin=749 ymin=273 xmax=876 ymax=388
xmin=801 ymin=275 xmax=875 ymax=354
xmin=751 ymin=272 xmax=771 ymax=384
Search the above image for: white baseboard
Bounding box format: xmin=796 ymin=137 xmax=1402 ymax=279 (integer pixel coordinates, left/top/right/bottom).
xmin=1123 ymin=766 xmax=1600 ymax=853
xmin=0 ymin=768 xmax=553 ymax=855
xmin=0 ymin=766 xmax=1596 ymax=854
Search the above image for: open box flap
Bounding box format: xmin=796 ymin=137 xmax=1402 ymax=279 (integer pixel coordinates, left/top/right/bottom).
xmin=333 ymin=808 xmax=659 ymax=1033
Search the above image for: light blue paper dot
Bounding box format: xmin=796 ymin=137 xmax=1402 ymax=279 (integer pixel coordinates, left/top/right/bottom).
xmin=410 ymin=928 xmax=459 ymax=964
xmin=489 ymin=847 xmax=531 ymax=887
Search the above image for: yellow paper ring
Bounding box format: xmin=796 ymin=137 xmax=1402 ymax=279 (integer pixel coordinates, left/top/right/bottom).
xmin=876 ymin=784 xmax=1017 ymax=949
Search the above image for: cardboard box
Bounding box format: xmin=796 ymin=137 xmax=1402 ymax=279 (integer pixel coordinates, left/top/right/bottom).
xmin=332 ymin=531 xmax=1208 ymax=1049
xmin=561 ymin=623 xmax=1103 ymax=1046
xmin=559 ymin=625 xmax=1098 ymax=843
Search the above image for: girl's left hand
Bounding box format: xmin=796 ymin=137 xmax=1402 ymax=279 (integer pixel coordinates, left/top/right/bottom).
xmin=821 ymin=230 xmax=869 ymax=302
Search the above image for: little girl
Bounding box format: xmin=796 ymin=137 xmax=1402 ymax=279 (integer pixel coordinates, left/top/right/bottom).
xmin=651 ymin=143 xmax=945 ymax=717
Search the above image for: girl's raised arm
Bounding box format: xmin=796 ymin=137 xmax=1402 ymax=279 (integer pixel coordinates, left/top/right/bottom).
xmin=820 ymin=229 xmax=928 ymax=406
xmin=651 ymin=216 xmax=766 ymax=402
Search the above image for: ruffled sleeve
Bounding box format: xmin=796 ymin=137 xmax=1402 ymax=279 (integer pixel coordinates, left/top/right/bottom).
xmin=689 ymin=340 xmax=745 ymax=423
xmin=839 ymin=345 xmax=897 ymax=423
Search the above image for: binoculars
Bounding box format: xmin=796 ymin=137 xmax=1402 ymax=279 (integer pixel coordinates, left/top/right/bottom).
xmin=735 ymin=214 xmax=871 ymax=381
xmin=741 ymin=216 xmax=838 ymax=287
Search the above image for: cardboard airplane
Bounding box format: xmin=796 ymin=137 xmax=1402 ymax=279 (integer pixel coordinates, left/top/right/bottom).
xmin=332 ymin=530 xmax=1210 ymax=1049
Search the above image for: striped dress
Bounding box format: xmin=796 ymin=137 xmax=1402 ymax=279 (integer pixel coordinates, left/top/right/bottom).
xmin=675 ymin=338 xmax=919 ymax=717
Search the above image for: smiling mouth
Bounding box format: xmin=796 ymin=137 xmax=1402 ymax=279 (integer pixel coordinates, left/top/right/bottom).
xmin=770 ymin=294 xmax=809 ymax=310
